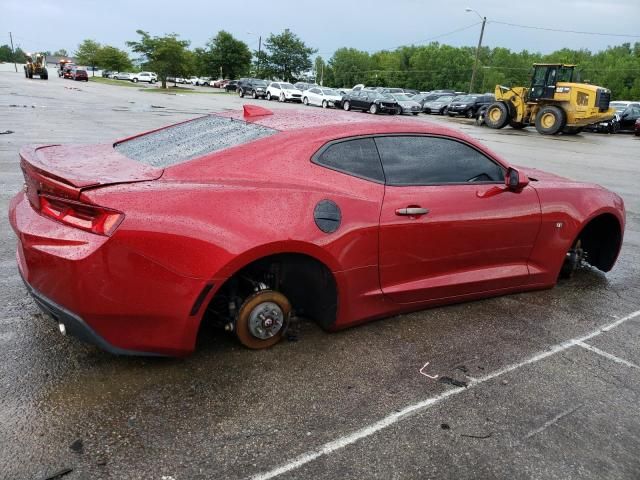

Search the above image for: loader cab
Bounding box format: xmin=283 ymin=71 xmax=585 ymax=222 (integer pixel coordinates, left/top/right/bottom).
xmin=528 ymin=64 xmax=575 ymax=101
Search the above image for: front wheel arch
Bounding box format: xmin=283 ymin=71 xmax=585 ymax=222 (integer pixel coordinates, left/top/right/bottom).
xmin=561 ymin=213 xmax=623 ymax=276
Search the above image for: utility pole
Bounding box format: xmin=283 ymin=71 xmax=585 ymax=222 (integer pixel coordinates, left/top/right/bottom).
xmin=9 ymin=32 xmax=17 ymax=73
xmin=257 ymin=35 xmax=262 ymax=77
xmin=467 ymin=10 xmax=486 ymax=93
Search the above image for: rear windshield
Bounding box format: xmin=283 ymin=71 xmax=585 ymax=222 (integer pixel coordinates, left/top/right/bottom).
xmin=114 ymin=115 xmax=277 ymax=167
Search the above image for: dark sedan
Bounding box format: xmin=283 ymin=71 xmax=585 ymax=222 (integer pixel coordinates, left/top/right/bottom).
xmin=341 ymin=90 xmax=399 ymax=114
xmin=224 ymin=80 xmax=239 ymax=92
xmin=617 ymin=105 xmax=640 ymax=132
xmin=447 ymin=94 xmax=495 ymax=118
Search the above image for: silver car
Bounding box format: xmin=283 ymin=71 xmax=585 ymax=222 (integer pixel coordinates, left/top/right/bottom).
xmin=387 ymin=94 xmax=422 ymax=115
xmin=423 ymin=95 xmax=457 ymax=115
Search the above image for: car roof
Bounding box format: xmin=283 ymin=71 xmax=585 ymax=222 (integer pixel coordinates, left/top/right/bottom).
xmin=217 ymin=105 xmax=471 ymax=140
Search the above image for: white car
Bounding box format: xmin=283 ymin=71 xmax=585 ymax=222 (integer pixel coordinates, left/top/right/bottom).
xmin=266 ymin=82 xmax=303 ymax=102
xmin=302 ymin=87 xmax=344 ymax=108
xmin=130 ymin=72 xmax=157 ymax=83
xmin=113 ymin=72 xmax=133 ymax=80
xmin=187 ymin=76 xmax=201 ymax=85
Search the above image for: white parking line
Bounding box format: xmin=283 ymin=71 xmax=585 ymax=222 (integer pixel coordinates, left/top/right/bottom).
xmin=250 ymin=309 xmax=640 ymax=480
xmin=576 ymin=340 xmax=640 ymax=369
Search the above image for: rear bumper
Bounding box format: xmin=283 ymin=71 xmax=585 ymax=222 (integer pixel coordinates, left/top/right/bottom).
xmin=9 ymin=191 xmax=212 ymax=357
xmin=20 ymin=269 xmax=164 ymax=356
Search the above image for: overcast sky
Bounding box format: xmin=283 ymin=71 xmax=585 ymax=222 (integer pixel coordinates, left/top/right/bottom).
xmin=3 ymin=0 xmax=640 ymax=58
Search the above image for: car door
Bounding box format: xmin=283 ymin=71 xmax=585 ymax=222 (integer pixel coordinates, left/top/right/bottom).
xmin=621 ymin=106 xmax=640 ymax=130
xmin=376 ymin=135 xmax=541 ymax=304
xmin=307 ymin=88 xmax=319 ymax=105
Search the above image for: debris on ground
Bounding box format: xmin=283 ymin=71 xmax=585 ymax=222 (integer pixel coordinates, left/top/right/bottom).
xmin=455 ymin=365 xmax=469 ymax=374
xmin=439 ymin=376 xmax=468 ymax=388
xmin=461 ymin=432 xmax=492 ymax=439
xmin=69 ymin=438 xmax=84 ymax=453
xmin=441 ymin=423 xmax=451 ymax=430
xmin=41 ymin=468 xmax=73 ymax=480
xmin=0 ymin=130 xmax=14 ymax=134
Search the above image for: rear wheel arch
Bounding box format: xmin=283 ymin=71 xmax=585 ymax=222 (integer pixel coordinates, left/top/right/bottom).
xmin=202 ymin=251 xmax=340 ymax=340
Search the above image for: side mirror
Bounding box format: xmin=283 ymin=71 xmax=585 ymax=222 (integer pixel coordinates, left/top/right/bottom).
xmin=505 ymin=167 xmax=530 ymax=190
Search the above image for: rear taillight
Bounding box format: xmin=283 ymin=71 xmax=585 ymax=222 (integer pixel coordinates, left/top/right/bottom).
xmin=38 ymin=194 xmax=124 ymax=236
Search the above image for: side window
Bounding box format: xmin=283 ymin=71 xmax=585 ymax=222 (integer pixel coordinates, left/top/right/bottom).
xmin=375 ymin=136 xmax=505 ymax=185
xmin=314 ymin=138 xmax=384 ymax=183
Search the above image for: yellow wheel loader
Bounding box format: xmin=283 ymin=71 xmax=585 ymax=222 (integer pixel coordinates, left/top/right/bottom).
xmin=484 ymin=64 xmax=614 ymax=135
xmin=24 ymin=53 xmax=48 ymax=80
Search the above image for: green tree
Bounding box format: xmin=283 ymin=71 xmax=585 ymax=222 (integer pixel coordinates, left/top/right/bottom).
xmin=260 ymin=29 xmax=316 ymax=81
xmin=75 ymin=39 xmax=101 ymax=76
xmin=314 ymin=56 xmax=326 ymax=85
xmin=328 ymin=48 xmax=374 ymax=88
xmin=53 ymin=49 xmax=68 ymax=57
xmin=127 ymin=30 xmax=191 ymax=88
xmin=96 ymin=45 xmax=132 ymax=72
xmin=0 ymin=45 xmax=12 ymax=62
xmin=201 ymin=30 xmax=252 ymax=79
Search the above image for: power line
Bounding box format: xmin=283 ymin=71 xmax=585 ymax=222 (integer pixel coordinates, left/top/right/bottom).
xmin=489 ymin=20 xmax=640 ymax=38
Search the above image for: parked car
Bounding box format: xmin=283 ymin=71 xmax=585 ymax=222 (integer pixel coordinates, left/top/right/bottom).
xmin=224 ymin=80 xmax=239 ymax=92
xmin=387 ymin=93 xmax=421 ymax=115
xmin=113 ymin=72 xmax=133 ymax=81
xmin=70 ymin=67 xmax=88 ymax=82
xmin=197 ymin=77 xmax=211 ymax=86
xmin=294 ymin=82 xmax=318 ymax=92
xmin=302 ymin=87 xmax=343 ymax=108
xmin=403 ymin=89 xmax=419 ymax=96
xmin=237 ymin=78 xmax=268 ymax=99
xmin=266 ymin=82 xmax=302 ymax=102
xmin=635 ymin=118 xmax=640 ymax=136
xmin=341 ymin=90 xmax=399 ymax=114
xmin=447 ymin=94 xmax=495 ymax=118
xmin=617 ymin=105 xmax=640 ymax=132
xmin=131 ymin=72 xmax=157 ymax=84
xmin=167 ymin=76 xmax=186 ymax=84
xmin=423 ymin=95 xmax=457 ymax=114
xmin=101 ymin=70 xmax=113 ymax=78
xmin=381 ymin=87 xmax=405 ymax=94
xmin=9 ymin=107 xmax=625 ymax=355
xmin=213 ymin=78 xmax=230 ymax=88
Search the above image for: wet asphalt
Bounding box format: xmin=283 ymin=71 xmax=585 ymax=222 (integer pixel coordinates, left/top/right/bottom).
xmin=0 ymin=72 xmax=639 ymax=480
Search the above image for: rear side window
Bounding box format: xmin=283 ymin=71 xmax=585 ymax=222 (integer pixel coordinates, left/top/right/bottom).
xmin=314 ymin=138 xmax=384 ymax=183
xmin=375 ymin=136 xmax=504 ymax=185
xmin=114 ymin=115 xmax=277 ymax=167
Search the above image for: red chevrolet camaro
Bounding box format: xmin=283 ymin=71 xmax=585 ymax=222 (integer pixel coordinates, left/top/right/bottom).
xmin=9 ymin=105 xmax=625 ymax=356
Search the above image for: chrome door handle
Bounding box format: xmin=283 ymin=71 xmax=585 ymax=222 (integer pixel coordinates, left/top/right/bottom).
xmin=395 ymin=207 xmax=429 ymax=216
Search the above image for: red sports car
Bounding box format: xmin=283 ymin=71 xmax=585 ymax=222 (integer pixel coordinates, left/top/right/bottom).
xmin=9 ymin=105 xmax=625 ymax=356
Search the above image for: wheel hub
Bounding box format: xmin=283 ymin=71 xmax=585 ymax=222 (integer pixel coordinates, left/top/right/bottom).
xmin=541 ymin=113 xmax=555 ymax=128
xmin=489 ymin=108 xmax=501 ymax=122
xmin=248 ymin=302 xmax=284 ymax=339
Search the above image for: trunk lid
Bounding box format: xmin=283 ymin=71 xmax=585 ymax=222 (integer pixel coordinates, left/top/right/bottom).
xmin=20 ymin=144 xmax=163 ymax=200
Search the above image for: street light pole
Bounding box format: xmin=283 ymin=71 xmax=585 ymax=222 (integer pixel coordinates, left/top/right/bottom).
xmin=248 ymin=32 xmax=262 ymax=77
xmin=466 ymin=8 xmax=486 ymax=93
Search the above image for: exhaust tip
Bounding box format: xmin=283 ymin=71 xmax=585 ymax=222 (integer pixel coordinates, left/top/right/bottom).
xmin=58 ymin=323 xmax=66 ymax=335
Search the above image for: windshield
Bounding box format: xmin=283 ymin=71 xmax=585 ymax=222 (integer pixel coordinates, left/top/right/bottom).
xmin=435 ymin=96 xmax=454 ymax=102
xmin=253 ymin=81 xmax=267 ymax=87
xmin=391 ymin=94 xmax=412 ymax=101
xmin=322 ymin=89 xmax=339 ymax=95
xmin=281 ymin=83 xmax=295 ymax=89
xmin=611 ymin=102 xmax=628 ymax=113
xmin=457 ymin=95 xmax=477 ymax=103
